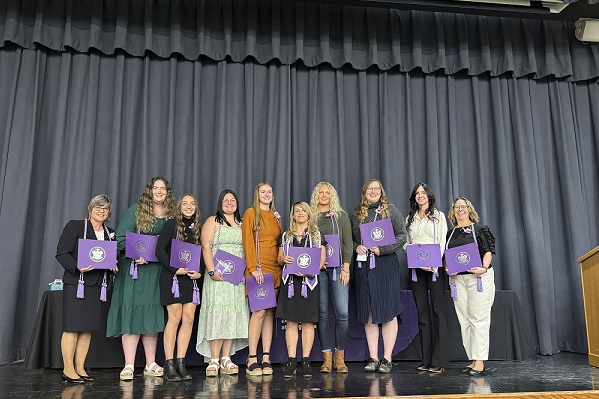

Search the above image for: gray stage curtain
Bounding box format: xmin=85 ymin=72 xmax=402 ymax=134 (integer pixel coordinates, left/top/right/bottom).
xmin=0 ymin=42 xmax=597 ymax=363
xmin=1 ymin=0 xmax=599 ymax=80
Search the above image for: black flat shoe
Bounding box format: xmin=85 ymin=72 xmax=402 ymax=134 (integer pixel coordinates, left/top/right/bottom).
xmin=78 ymin=374 xmax=95 ymax=382
xmin=417 ymin=364 xmax=430 ymax=371
xmin=460 ymin=366 xmax=473 ymax=373
xmin=468 ymin=368 xmax=486 ymax=376
xmin=428 ymin=367 xmax=444 ymax=374
xmin=61 ymin=374 xmax=84 ymax=384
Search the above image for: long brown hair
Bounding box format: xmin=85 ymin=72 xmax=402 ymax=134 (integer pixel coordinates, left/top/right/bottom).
xmin=284 ymin=202 xmax=321 ymax=246
xmin=175 ymin=194 xmax=201 ymax=244
xmin=354 ymin=179 xmax=390 ymax=222
xmin=136 ymin=177 xmax=175 ymax=233
xmin=251 ymin=182 xmax=277 ymax=232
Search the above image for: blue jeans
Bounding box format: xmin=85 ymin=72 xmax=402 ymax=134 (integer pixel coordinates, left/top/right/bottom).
xmin=317 ymin=267 xmax=349 ymax=351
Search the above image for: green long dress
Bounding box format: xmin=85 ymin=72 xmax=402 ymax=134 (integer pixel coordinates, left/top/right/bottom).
xmin=106 ymin=204 xmax=167 ymax=336
xmin=196 ymin=224 xmax=249 ymax=358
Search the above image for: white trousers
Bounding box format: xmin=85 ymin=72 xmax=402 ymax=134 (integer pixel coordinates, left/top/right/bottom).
xmin=452 ymin=268 xmax=495 ymax=360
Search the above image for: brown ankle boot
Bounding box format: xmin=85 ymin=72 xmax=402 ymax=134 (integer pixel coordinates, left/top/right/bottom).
xmin=334 ymin=350 xmax=348 ymax=373
xmin=320 ymin=351 xmax=333 ymax=373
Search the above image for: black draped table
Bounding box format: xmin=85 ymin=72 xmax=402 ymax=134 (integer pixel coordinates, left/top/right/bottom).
xmin=25 ymin=289 xmax=535 ymax=369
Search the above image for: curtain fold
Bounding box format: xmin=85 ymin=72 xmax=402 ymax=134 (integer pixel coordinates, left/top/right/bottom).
xmin=0 ymin=44 xmax=597 ymax=363
xmin=1 ymin=0 xmax=599 ymax=80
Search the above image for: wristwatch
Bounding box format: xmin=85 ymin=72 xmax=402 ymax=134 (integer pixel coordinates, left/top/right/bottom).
xmin=208 ymin=270 xmax=216 ymax=277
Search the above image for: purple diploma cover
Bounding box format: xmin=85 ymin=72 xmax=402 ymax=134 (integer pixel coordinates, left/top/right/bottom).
xmin=324 ymin=234 xmax=341 ymax=268
xmin=125 ymin=232 xmax=159 ymax=262
xmin=213 ymin=249 xmax=246 ymax=285
xmin=360 ymin=218 xmax=396 ymax=248
xmin=77 ymin=240 xmax=117 ymax=270
xmin=445 ymin=242 xmax=482 ymax=274
xmin=406 ymin=244 xmax=443 ymax=269
xmin=169 ymin=239 xmax=202 ymax=272
xmin=285 ymin=246 xmax=322 ymax=276
xmin=246 ymin=273 xmax=277 ymax=312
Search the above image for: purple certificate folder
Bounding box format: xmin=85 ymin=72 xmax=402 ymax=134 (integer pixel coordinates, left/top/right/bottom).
xmin=445 ymin=242 xmax=482 ymax=274
xmin=360 ymin=218 xmax=396 ymax=248
xmin=406 ymin=244 xmax=443 ymax=269
xmin=170 ymin=239 xmax=202 ymax=272
xmin=324 ymin=234 xmax=341 ymax=268
xmin=285 ymin=246 xmax=322 ymax=276
xmin=125 ymin=232 xmax=159 ymax=262
xmin=77 ymin=240 xmax=117 ymax=270
xmin=246 ymin=273 xmax=277 ymax=312
xmin=213 ymin=249 xmax=246 ymax=285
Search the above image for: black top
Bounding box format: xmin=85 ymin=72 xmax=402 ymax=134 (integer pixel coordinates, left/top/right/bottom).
xmin=56 ymin=219 xmax=115 ymax=286
xmin=155 ymin=217 xmax=198 ymax=275
xmin=446 ymin=223 xmax=496 ymax=270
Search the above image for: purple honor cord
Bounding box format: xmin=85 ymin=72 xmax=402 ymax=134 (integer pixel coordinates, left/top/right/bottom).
xmin=192 ymin=280 xmax=200 ymax=304
xmin=450 ymin=275 xmax=457 ymax=300
xmin=288 ymin=277 xmax=294 ymax=298
xmin=172 ymin=275 xmax=180 ymax=298
xmin=130 ymin=260 xmax=138 ymax=280
xmin=100 ymin=272 xmax=108 ymax=302
xmin=77 ymin=273 xmax=85 ymax=299
xmin=477 ymin=275 xmax=483 ymax=292
xmin=333 ymin=268 xmax=337 ymax=281
xmin=412 ymin=269 xmax=417 ymax=282
xmin=301 ymin=279 xmax=308 ymax=298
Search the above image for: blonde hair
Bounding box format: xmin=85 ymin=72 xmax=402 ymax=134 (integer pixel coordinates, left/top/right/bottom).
xmin=284 ymin=202 xmax=321 ymax=246
xmin=136 ymin=177 xmax=175 ymax=233
xmin=175 ymin=194 xmax=201 ymax=245
xmin=447 ymin=197 xmax=480 ymax=226
xmin=251 ymin=182 xmax=277 ymax=232
xmin=87 ymin=194 xmax=112 ymax=220
xmin=355 ymin=179 xmax=390 ymax=222
xmin=309 ymin=182 xmax=344 ymax=217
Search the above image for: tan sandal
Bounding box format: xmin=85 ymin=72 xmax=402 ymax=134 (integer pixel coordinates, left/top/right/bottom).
xmin=206 ymin=358 xmax=219 ymax=377
xmin=220 ymin=356 xmax=239 ymax=375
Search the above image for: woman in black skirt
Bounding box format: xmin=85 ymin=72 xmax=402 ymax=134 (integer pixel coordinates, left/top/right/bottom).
xmin=155 ymin=194 xmax=202 ymax=381
xmin=349 ymin=179 xmax=407 ymax=373
xmin=276 ymin=202 xmax=326 ymax=378
xmin=56 ymin=194 xmax=116 ymax=383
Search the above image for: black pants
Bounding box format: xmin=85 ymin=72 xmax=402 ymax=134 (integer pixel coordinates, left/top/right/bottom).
xmin=410 ymin=268 xmax=449 ymax=368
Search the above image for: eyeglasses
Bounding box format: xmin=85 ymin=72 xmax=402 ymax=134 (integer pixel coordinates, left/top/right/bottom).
xmin=454 ymin=205 xmax=468 ymax=211
xmin=223 ymin=199 xmax=237 ymax=204
xmin=152 ymin=186 xmax=167 ymax=191
xmin=366 ymin=187 xmax=381 ymax=192
xmin=94 ymin=206 xmax=110 ymax=212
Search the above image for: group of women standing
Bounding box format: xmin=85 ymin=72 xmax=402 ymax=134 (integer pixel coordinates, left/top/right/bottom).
xmin=55 ymin=177 xmax=495 ymax=383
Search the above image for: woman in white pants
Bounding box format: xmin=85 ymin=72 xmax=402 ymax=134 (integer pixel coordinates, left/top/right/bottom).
xmin=446 ymin=197 xmax=496 ymax=376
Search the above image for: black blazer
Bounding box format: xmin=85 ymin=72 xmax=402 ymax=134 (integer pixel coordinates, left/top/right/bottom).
xmin=56 ymin=219 xmax=115 ymax=286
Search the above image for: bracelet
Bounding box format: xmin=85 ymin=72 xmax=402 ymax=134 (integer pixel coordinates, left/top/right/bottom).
xmin=341 ymin=269 xmax=350 ymax=273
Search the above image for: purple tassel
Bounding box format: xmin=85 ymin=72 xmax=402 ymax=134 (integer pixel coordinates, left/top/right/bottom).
xmin=369 ymin=253 xmax=375 ymax=269
xmin=100 ymin=272 xmax=107 ymax=302
xmin=172 ymin=275 xmax=180 ymax=298
xmin=432 ymin=272 xmax=438 ymax=282
xmin=192 ymin=280 xmax=200 ymax=305
xmin=477 ymin=276 xmax=483 ymax=292
xmin=77 ymin=273 xmax=85 ymax=299
xmin=450 ymin=276 xmax=457 ymax=300
xmin=130 ymin=260 xmax=138 ymax=280
xmin=332 ymin=268 xmax=337 ymax=282
xmin=412 ymin=269 xmax=417 ymax=282
xmin=358 ymin=261 xmax=363 ymax=269
xmin=288 ymin=278 xmax=294 ymax=298
xmin=301 ymin=279 xmax=308 ymax=298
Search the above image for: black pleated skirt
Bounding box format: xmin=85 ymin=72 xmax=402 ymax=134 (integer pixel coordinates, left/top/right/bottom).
xmin=276 ymin=275 xmax=320 ymax=323
xmin=159 ymin=268 xmax=197 ymax=305
xmin=62 ymin=283 xmax=102 ymax=332
xmin=354 ymin=253 xmax=403 ymax=324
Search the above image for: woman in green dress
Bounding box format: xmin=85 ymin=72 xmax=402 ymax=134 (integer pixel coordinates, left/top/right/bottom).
xmin=106 ymin=177 xmax=175 ymax=381
xmin=196 ymin=189 xmax=250 ymax=376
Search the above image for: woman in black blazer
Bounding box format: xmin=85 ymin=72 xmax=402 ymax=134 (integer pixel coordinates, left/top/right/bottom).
xmin=56 ymin=194 xmax=116 ymax=383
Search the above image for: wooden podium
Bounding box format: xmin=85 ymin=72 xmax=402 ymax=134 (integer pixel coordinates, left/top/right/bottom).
xmin=579 ymin=246 xmax=599 ymax=368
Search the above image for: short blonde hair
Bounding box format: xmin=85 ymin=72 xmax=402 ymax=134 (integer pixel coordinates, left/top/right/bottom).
xmin=448 ymin=197 xmax=480 ymax=226
xmin=87 ymin=194 xmax=112 ymax=220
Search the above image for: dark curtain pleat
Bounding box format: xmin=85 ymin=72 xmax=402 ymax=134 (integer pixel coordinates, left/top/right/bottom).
xmin=1 ymin=0 xmax=599 ymax=80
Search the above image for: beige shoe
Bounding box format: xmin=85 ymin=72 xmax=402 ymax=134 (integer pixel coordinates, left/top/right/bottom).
xmin=334 ymin=350 xmax=348 ymax=373
xmin=320 ymin=351 xmax=333 ymax=373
